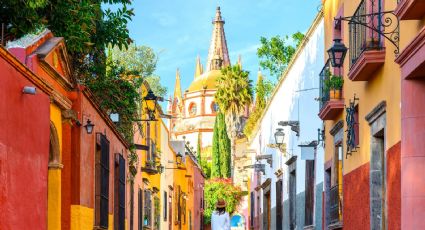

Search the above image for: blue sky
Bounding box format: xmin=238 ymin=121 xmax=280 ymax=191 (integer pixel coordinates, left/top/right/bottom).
xmin=127 ymin=0 xmax=321 ymax=99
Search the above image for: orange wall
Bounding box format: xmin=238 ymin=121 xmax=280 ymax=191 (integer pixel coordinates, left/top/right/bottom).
xmin=323 ymin=0 xmax=401 ymax=174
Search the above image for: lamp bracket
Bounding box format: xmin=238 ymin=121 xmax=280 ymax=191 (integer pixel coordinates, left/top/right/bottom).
xmin=335 ymin=8 xmax=399 ymax=54
xmin=278 ymin=120 xmax=300 ymax=137
xmin=255 ymin=154 xmax=273 ymax=167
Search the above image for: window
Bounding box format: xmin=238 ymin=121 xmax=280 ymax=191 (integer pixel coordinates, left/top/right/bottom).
xmin=250 ymin=192 xmax=255 ymax=227
xmin=95 ymin=133 xmax=110 ymax=229
xmin=304 ymin=160 xmax=315 ymax=226
xmin=144 ymin=190 xmax=152 ymax=227
xmin=189 ymin=103 xmax=197 ymax=116
xmin=164 ymin=191 xmax=167 ymax=221
xmin=138 ymin=189 xmax=143 ymax=230
xmin=211 ymin=102 xmax=219 ymax=113
xmin=154 ymin=197 xmax=160 ymax=229
xmin=276 ymin=181 xmax=283 ymax=229
xmin=289 ymin=169 xmax=296 ymax=230
xmin=115 ymin=154 xmax=126 ymax=230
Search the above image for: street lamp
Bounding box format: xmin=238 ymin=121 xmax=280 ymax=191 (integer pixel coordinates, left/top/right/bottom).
xmin=84 ymin=119 xmax=95 ymax=134
xmin=176 ymin=152 xmax=183 ymax=165
xmin=144 ymin=90 xmax=158 ymax=121
xmin=327 ymin=38 xmax=348 ymax=68
xmin=274 ymin=128 xmax=285 ymax=147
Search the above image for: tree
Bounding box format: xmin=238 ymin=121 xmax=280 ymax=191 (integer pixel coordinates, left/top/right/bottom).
xmin=211 ymin=112 xmax=232 ymax=178
xmin=0 ymin=0 xmax=134 ymax=79
xmin=203 ymin=178 xmax=244 ymax=224
xmin=211 ymin=115 xmax=221 ymax=178
xmin=257 ymin=32 xmax=305 ymax=80
xmin=215 ymin=64 xmax=253 ymax=173
xmin=109 ymin=44 xmax=167 ymax=97
xmin=218 ymin=112 xmax=232 ymax=178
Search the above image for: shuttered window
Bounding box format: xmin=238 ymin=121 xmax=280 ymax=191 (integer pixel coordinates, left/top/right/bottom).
xmin=276 ymin=180 xmax=283 ymax=229
xmin=138 ymin=189 xmax=143 ymax=230
xmin=164 ymin=191 xmax=168 ymax=221
xmin=95 ymin=133 xmax=110 ymax=229
xmin=118 ymin=154 xmax=126 ymax=230
xmin=250 ymin=192 xmax=255 ymax=227
xmin=305 ymin=160 xmax=315 ymax=226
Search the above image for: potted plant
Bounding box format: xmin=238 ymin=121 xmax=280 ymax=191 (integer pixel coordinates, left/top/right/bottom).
xmin=324 ymin=70 xmax=344 ymax=99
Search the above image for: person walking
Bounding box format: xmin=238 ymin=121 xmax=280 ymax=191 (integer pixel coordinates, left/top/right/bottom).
xmin=211 ymin=199 xmax=231 ymax=230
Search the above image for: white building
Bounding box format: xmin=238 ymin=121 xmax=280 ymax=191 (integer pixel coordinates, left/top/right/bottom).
xmin=247 ymin=12 xmax=325 ymax=230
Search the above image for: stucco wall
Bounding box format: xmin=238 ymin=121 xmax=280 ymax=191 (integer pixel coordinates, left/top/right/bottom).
xmin=0 ymin=50 xmax=51 ymax=229
xmin=248 ymin=15 xmax=325 ymax=229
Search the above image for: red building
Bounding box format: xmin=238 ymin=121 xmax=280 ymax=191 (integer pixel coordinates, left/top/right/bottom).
xmin=3 ymin=30 xmax=130 ymax=229
xmin=0 ymin=46 xmax=51 ymax=229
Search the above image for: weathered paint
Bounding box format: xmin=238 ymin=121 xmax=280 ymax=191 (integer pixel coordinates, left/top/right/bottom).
xmin=0 ymin=47 xmax=51 ymax=229
xmin=342 ymin=163 xmax=370 ymax=230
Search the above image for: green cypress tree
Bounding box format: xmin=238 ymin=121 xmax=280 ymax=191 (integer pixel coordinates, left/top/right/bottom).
xmin=218 ymin=112 xmax=232 ymax=178
xmin=197 ymin=132 xmax=202 ymax=161
xmin=211 ymin=115 xmax=221 ymax=178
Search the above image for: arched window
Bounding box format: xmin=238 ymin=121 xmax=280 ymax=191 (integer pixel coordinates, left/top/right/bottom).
xmin=211 ymin=102 xmax=219 ymax=113
xmin=189 ymin=103 xmax=197 ymax=116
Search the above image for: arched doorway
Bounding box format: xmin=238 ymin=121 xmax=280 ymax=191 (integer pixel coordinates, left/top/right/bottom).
xmin=48 ymin=121 xmax=62 ymax=230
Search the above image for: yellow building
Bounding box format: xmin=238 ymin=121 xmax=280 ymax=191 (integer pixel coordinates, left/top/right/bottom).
xmin=321 ymin=0 xmax=401 ymax=229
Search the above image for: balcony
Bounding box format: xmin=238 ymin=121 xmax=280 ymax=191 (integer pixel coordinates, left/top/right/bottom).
xmin=395 ymin=0 xmax=425 ymax=20
xmin=318 ymin=60 xmax=344 ymax=121
xmin=395 ymin=24 xmax=425 ymax=79
xmin=347 ymin=0 xmax=385 ymax=81
xmin=329 ymin=185 xmax=343 ymax=228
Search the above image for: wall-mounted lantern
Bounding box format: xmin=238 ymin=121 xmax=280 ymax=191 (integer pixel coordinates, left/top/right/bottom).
xmin=176 ymin=152 xmax=183 ymax=165
xmin=274 ymin=128 xmax=285 ymax=147
xmin=143 ymin=90 xmax=158 ymax=121
xmin=327 ymin=38 xmax=348 ymax=68
xmin=84 ymin=119 xmax=95 ymax=134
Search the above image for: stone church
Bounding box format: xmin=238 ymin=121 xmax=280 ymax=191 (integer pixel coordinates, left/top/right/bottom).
xmin=167 ymin=6 xmax=237 ymax=160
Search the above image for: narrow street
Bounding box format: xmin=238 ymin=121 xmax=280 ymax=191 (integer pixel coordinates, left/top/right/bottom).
xmin=1 ymin=0 xmax=424 ymax=229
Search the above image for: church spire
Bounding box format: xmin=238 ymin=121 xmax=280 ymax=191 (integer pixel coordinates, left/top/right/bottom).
xmin=173 ymin=68 xmax=183 ymax=102
xmin=206 ymin=6 xmax=231 ymax=71
xmin=237 ymin=55 xmax=242 ymax=68
xmin=194 ymin=55 xmax=203 ymax=79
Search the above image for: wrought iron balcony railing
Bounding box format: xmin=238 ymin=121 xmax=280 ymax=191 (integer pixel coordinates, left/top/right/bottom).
xmin=329 ymin=185 xmax=342 ymax=225
xmin=319 ymin=59 xmax=330 ymax=111
xmin=349 ymin=0 xmax=384 ymax=68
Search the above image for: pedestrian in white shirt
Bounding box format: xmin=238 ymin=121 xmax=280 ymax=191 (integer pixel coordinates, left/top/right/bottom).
xmin=211 ymin=199 xmax=231 ymax=230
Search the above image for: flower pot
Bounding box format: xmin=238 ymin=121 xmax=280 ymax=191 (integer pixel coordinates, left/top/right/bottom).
xmin=330 ymin=90 xmax=341 ymax=100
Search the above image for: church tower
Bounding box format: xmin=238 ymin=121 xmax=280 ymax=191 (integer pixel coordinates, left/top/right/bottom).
xmin=170 ymin=7 xmax=233 ymax=162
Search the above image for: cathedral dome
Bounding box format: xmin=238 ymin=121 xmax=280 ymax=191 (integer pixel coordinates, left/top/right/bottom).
xmin=187 ymin=69 xmax=222 ymax=92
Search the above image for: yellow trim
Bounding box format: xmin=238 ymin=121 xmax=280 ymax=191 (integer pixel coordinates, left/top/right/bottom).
xmin=71 ymin=205 xmax=94 ymax=230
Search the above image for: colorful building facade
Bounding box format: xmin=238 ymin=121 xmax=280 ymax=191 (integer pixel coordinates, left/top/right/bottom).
xmin=4 ymin=30 xmax=131 ymax=230
xmin=246 ymin=12 xmax=325 ymax=230
xmin=0 ymin=46 xmax=51 ymax=229
xmin=394 ymin=0 xmax=425 ymax=228
xmin=321 ymin=0 xmax=401 ymax=229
